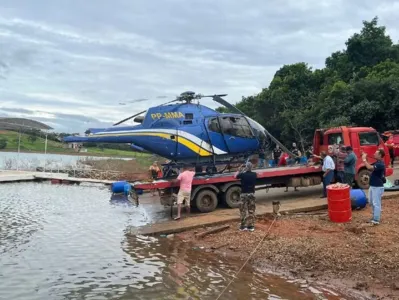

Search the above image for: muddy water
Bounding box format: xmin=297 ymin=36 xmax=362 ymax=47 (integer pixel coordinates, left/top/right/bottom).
xmin=0 ymin=182 xmax=347 ymax=300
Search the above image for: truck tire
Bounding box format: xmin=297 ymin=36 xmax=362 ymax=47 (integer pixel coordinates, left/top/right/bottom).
xmin=356 ymin=169 xmax=371 ymax=189
xmin=223 ymin=186 xmax=241 ymax=208
xmin=195 ymin=189 xmax=218 ymax=213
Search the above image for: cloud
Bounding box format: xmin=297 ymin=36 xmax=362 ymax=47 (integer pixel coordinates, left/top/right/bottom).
xmin=0 ymin=0 xmax=398 ymax=132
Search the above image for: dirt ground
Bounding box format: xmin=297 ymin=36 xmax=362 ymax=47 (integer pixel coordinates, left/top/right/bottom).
xmin=177 ymin=196 xmax=399 ymax=300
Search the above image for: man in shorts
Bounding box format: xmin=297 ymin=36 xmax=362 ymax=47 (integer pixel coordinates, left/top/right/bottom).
xmin=174 ymin=165 xmax=195 ymax=220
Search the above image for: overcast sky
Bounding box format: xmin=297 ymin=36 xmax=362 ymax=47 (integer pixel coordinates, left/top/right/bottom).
xmin=0 ymin=0 xmax=398 ymax=133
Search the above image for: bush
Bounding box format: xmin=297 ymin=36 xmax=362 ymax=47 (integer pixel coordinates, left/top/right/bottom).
xmin=0 ymin=137 xmax=8 ymax=149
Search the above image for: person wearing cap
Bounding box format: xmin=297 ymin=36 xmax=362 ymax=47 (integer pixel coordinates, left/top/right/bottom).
xmin=334 ymin=145 xmax=348 ymax=183
xmin=234 ymin=162 xmax=258 ymax=232
xmin=344 ymin=146 xmax=357 ymax=186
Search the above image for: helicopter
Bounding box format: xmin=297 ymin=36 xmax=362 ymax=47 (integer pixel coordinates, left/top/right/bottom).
xmin=63 ymin=91 xmax=293 ymax=175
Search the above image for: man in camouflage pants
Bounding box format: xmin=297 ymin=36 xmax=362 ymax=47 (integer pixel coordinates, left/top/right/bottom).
xmin=234 ymin=162 xmax=258 ymax=232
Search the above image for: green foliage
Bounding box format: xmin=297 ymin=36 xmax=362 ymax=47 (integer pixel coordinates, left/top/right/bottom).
xmin=0 ymin=137 xmax=7 ymax=149
xmin=0 ymin=130 xmax=142 ymax=157
xmin=27 ymin=134 xmax=37 ymax=144
xmin=230 ymin=17 xmax=399 ymax=149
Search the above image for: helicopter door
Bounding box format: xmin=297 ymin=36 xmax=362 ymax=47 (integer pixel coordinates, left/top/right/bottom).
xmin=218 ymin=116 xmax=258 ymax=153
xmin=205 ymin=117 xmax=229 ymax=154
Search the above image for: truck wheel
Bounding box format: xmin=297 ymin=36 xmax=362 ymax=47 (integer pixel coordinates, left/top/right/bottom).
xmin=356 ymin=169 xmax=371 ymax=189
xmin=223 ymin=186 xmax=241 ymax=208
xmin=195 ymin=190 xmax=218 ymax=213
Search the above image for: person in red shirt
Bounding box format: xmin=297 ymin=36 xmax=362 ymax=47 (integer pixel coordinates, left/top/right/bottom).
xmin=334 ymin=145 xmax=348 ymax=183
xmin=278 ymin=153 xmax=290 ymax=166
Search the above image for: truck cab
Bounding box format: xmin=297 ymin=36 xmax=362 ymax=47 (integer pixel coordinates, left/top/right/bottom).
xmin=313 ymin=126 xmax=393 ymax=189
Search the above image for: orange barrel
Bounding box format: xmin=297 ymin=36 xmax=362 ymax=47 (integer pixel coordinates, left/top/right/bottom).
xmin=327 ymin=184 xmax=351 ymax=223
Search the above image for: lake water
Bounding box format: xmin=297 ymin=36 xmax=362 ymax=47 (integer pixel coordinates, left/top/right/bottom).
xmin=0 ymin=182 xmax=349 ymax=300
xmin=0 ymin=152 xmax=134 ymax=170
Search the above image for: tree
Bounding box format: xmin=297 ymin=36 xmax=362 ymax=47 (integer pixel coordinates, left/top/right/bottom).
xmin=27 ymin=134 xmax=37 ymax=144
xmin=0 ymin=137 xmax=7 ymax=149
xmin=233 ymin=17 xmax=399 ymax=147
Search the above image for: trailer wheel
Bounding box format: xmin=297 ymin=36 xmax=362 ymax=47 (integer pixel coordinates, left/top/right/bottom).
xmin=195 ymin=190 xmax=218 ymax=213
xmin=356 ymin=169 xmax=371 ymax=189
xmin=223 ymin=186 xmax=241 ymax=208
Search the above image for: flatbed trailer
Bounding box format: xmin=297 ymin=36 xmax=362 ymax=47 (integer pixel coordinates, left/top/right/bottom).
xmin=131 ymin=164 xmax=324 ymax=213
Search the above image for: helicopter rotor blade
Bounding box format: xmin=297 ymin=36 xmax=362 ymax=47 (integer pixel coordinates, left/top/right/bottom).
xmin=112 ymin=97 xmax=181 ymax=126
xmin=113 ymin=110 xmax=147 ymax=126
xmin=212 ymin=95 xmax=243 ymax=115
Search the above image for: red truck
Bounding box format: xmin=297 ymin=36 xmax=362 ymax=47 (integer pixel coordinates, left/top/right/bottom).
xmin=314 ymin=126 xmax=393 ymax=189
xmin=131 ymin=126 xmax=393 ymax=213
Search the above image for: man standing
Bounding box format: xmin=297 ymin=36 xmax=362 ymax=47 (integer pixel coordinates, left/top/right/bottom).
xmin=344 ymin=146 xmax=357 ymax=186
xmin=292 ymin=143 xmax=302 ymax=164
xmin=362 ymin=149 xmax=386 ymax=225
xmin=174 ymin=165 xmax=195 ymax=220
xmin=314 ymin=151 xmax=335 ymax=198
xmin=258 ymin=148 xmax=265 ymax=168
xmin=334 ymin=145 xmax=348 ymax=183
xmin=234 ymin=162 xmax=257 ymax=232
xmin=272 ymin=145 xmax=282 ymax=166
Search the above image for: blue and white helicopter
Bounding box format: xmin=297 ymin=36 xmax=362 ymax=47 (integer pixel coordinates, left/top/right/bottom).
xmin=64 ymin=92 xmax=291 ymax=175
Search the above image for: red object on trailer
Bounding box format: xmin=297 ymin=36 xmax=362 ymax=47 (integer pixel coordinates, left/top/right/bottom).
xmin=327 ymin=184 xmax=351 ymax=223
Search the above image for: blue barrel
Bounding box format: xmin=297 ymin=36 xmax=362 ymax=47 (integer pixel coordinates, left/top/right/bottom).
xmin=300 ymin=156 xmax=308 ymax=165
xmin=269 ymin=159 xmax=275 ymax=167
xmin=111 ymin=181 xmax=128 ymax=193
xmin=123 ymin=183 xmax=131 ymax=195
xmin=350 ymin=189 xmax=368 ymax=209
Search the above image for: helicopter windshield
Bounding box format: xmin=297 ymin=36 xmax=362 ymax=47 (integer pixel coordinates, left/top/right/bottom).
xmin=246 ymin=117 xmax=267 ymax=144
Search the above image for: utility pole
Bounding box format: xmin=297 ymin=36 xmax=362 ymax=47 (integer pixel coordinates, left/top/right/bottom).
xmin=17 ymin=128 xmax=21 ymax=171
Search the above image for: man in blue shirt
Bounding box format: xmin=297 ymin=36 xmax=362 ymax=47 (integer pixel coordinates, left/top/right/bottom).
xmin=362 ymin=149 xmax=386 ymax=225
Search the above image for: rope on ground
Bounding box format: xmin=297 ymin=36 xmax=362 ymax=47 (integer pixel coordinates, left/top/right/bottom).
xmin=215 ymin=216 xmax=278 ymax=300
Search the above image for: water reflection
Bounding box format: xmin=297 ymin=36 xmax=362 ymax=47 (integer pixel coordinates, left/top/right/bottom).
xmin=0 ymin=182 xmax=345 ymax=300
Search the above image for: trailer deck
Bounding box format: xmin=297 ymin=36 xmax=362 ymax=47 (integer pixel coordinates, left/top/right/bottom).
xmin=132 ymin=164 xmax=323 ymax=190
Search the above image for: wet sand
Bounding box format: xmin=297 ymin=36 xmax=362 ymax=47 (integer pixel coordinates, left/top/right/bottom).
xmin=178 ymin=196 xmax=399 ymax=300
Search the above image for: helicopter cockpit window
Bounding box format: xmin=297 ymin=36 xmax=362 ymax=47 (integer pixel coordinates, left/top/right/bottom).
xmin=219 ymin=116 xmax=253 ymax=138
xmin=208 ymin=118 xmax=221 ymax=133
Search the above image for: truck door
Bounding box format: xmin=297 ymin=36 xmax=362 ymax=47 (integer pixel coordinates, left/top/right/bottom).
xmin=313 ymin=129 xmax=323 ymax=156
xmin=218 ymin=115 xmax=258 ymax=154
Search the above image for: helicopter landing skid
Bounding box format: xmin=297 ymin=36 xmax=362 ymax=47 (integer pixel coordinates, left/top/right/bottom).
xmin=160 ymin=157 xmax=250 ymax=178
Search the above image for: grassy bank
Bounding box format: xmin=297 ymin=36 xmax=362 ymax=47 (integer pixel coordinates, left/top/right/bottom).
xmin=0 ymin=130 xmax=148 ymax=157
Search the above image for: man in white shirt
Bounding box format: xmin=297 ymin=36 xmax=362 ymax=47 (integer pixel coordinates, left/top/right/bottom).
xmin=320 ymin=151 xmax=335 ymax=198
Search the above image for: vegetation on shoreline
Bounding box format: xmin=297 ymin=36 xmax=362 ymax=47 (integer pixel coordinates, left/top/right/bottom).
xmin=0 ymin=130 xmax=146 ymax=157
xmin=219 ymin=17 xmax=399 ymax=151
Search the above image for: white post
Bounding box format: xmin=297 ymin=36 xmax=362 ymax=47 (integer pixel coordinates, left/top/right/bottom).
xmin=44 ymin=133 xmax=48 ymax=173
xmin=17 ymin=128 xmax=21 ymax=171
xmin=45 ymin=133 xmax=48 ymax=155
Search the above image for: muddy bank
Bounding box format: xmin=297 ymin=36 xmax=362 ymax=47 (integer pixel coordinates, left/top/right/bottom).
xmin=177 ymin=196 xmax=399 ymax=300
